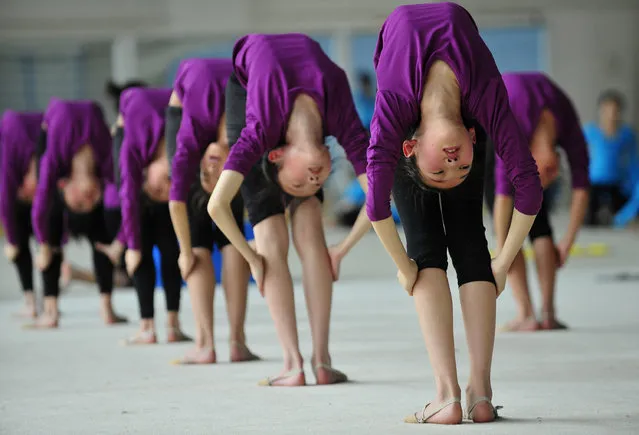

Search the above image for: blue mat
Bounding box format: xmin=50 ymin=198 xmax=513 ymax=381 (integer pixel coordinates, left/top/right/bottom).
xmin=153 ymin=222 xmax=255 ymax=288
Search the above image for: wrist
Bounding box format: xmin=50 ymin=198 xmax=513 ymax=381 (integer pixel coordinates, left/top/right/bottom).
xmin=398 ymin=256 xmax=414 ymax=272
xmin=248 ymin=249 xmax=261 ymax=264
xmin=334 ymin=242 xmax=347 ymax=259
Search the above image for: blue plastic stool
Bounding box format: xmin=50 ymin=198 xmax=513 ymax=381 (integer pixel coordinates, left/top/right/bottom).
xmin=154 ymin=221 xmax=255 ymax=288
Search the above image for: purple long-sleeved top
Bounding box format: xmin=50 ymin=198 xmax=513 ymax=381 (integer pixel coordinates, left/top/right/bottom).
xmin=495 ymin=72 xmax=590 ymax=196
xmin=367 ymin=2 xmax=543 ymax=221
xmin=31 ymin=98 xmax=116 ymax=244
xmin=0 ymin=111 xmax=43 ymax=245
xmin=223 ymin=33 xmax=368 ymax=180
xmin=118 ymin=87 xmax=172 ymax=250
xmin=169 ymin=58 xmax=233 ymax=202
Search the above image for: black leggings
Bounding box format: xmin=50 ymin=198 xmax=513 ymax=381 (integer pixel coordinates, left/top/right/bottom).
xmin=188 ymin=184 xmax=244 ymax=252
xmin=393 ymin=135 xmax=495 ymax=287
xmin=132 ymin=196 xmax=182 ymax=319
xmin=11 ymin=200 xmax=35 ymax=293
xmin=586 ymin=184 xmax=626 ymax=226
xmin=47 ymin=197 xmax=120 ymax=297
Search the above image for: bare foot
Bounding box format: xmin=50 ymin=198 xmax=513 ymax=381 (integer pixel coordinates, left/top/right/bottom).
xmin=258 ymin=368 xmax=306 ymax=386
xmin=230 ymin=342 xmax=260 ymax=362
xmin=13 ymin=305 xmax=37 ymax=319
xmin=121 ymin=330 xmax=157 ymax=346
xmin=466 ymin=395 xmax=501 ymax=423
xmin=166 ymin=328 xmax=193 ymax=343
xmin=102 ymin=311 xmax=128 ymax=325
xmin=313 ymin=364 xmax=348 ymax=385
xmin=540 ymin=316 xmax=568 ymax=331
xmin=498 ymin=316 xmax=539 ymax=332
xmin=23 ymin=313 xmax=59 ymax=329
xmin=404 ymin=399 xmax=463 ymax=424
xmin=171 ymin=347 xmax=216 ymax=365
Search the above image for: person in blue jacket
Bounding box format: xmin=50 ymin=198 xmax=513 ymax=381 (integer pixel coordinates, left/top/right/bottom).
xmin=584 ymin=90 xmax=638 ymax=226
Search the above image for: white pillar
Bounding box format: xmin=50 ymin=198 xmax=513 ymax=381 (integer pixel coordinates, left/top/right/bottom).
xmin=111 ymin=35 xmax=139 ymax=83
xmin=332 ymin=28 xmax=354 ymax=86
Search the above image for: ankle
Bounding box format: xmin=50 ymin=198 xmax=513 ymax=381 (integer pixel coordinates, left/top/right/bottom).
xmin=541 ymin=308 xmax=555 ymax=319
xmin=466 ymin=382 xmax=492 ymax=400
xmin=435 ymin=379 xmax=461 ymax=400
xmin=198 ymin=336 xmax=214 ymax=350
xmin=166 ymin=312 xmax=179 ymax=328
xmin=229 ymin=331 xmax=246 ymax=345
xmin=284 ymin=352 xmax=304 ymax=370
xmin=140 ymin=319 xmax=155 ymax=331
xmin=24 ymin=292 xmax=36 ymax=305
xmin=311 ymin=352 xmax=331 ymax=367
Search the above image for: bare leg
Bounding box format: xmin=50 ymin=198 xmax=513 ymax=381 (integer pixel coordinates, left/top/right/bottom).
xmin=174 ymin=248 xmax=216 ymax=364
xmin=406 ymin=268 xmax=462 ymax=424
xmin=221 ymin=245 xmax=259 ymax=362
xmin=253 ymin=215 xmax=305 ymax=386
xmin=15 ymin=291 xmax=37 ymax=319
xmin=291 ymin=198 xmax=345 ymax=384
xmin=460 ymin=280 xmax=498 ymax=422
xmin=500 ymin=249 xmax=539 ymax=332
xmin=532 ymin=238 xmax=566 ymax=330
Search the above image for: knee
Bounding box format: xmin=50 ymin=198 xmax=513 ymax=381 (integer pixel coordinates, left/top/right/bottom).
xmin=256 ymin=232 xmax=289 ymax=265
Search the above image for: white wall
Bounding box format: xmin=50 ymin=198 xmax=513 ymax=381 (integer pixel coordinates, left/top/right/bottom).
xmin=546 ymin=9 xmax=639 ymax=126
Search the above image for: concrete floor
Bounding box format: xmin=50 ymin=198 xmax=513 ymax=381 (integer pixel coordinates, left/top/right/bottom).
xmin=1 ymin=217 xmax=638 ymax=434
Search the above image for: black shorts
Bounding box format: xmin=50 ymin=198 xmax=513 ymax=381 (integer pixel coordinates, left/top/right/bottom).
xmin=225 ymin=72 xmax=323 ymax=227
xmin=483 ymin=139 xmax=553 ymax=243
xmin=187 ymin=184 xmax=244 ymax=251
xmin=393 ymin=133 xmax=495 ymax=287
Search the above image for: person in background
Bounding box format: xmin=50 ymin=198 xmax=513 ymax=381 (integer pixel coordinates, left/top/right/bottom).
xmin=112 ymin=87 xmax=190 ymax=345
xmin=584 ymin=90 xmax=638 ymax=226
xmin=1 ymin=110 xmax=113 ymax=318
xmin=493 ymin=72 xmax=589 ymax=332
xmin=335 ymin=71 xmax=400 ymax=227
xmin=166 ymin=58 xmax=258 ymax=364
xmin=209 ymin=33 xmax=371 ymax=386
xmin=353 ymin=71 xmax=375 ymax=131
xmin=105 ymin=79 xmax=148 ymax=114
xmin=30 ymin=99 xmax=127 ymax=328
xmin=1 ymin=111 xmax=45 ymax=318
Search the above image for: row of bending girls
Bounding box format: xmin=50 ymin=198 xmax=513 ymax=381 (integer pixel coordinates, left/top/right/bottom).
xmin=1 ymin=0 xmax=591 ymax=425
xmin=0 ymin=111 xmax=120 ymax=319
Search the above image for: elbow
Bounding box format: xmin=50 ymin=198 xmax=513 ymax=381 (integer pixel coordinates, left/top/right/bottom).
xmin=207 ymin=194 xmax=224 ymax=222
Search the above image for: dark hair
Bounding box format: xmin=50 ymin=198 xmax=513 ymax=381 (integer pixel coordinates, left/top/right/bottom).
xmin=399 ymin=125 xmax=439 ymax=192
xmin=105 ymin=79 xmax=148 ymax=112
xmin=597 ymin=89 xmax=625 ymax=110
xmin=358 ymin=71 xmax=372 ymax=88
xmin=400 ymin=118 xmax=482 ymax=193
xmin=260 ymin=142 xmax=338 ymax=198
xmin=261 ymin=152 xmax=281 ymax=187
